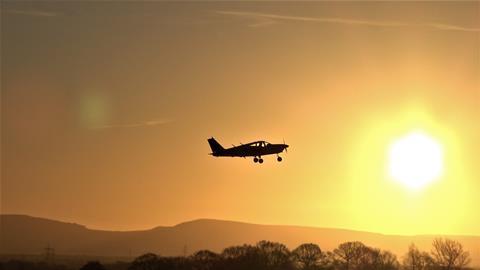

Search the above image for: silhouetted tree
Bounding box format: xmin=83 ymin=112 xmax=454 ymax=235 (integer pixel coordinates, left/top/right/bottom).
xmin=191 ymin=250 xmax=220 ymax=270
xmin=332 ymin=243 xmax=399 ymax=270
xmin=221 ymin=244 xmax=263 ymax=270
xmin=430 ymin=238 xmax=470 ymax=270
xmin=322 ymin=251 xmax=337 ymax=270
xmin=333 ymin=241 xmax=366 ymax=270
xmin=378 ymin=250 xmax=400 ymax=270
xmin=358 ymin=246 xmax=379 ymax=270
xmin=80 ymin=261 xmax=106 ymax=270
xmin=403 ymin=244 xmax=433 ymax=270
xmin=360 ymin=246 xmax=390 ymax=270
xmin=358 ymin=248 xmax=399 ymax=270
xmin=292 ymin=243 xmax=323 ymax=270
xmin=256 ymin=240 xmax=294 ymax=270
xmin=128 ymin=253 xmax=159 ymax=270
xmin=222 ymin=244 xmax=258 ymax=259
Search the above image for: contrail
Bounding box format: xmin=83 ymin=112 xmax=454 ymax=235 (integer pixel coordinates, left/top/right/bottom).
xmin=216 ymin=10 xmax=480 ymax=32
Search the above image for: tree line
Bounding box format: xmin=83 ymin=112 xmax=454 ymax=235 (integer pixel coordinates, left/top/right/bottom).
xmin=0 ymin=238 xmax=473 ymax=270
xmin=124 ymin=238 xmax=471 ymax=270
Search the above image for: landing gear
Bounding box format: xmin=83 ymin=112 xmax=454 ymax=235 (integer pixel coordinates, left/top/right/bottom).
xmin=277 ymin=156 xmax=283 ymax=162
xmin=253 ymin=157 xmax=264 ymax=164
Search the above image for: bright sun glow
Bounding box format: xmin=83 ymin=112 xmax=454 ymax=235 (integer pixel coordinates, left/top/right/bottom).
xmin=388 ymin=131 xmax=444 ymax=189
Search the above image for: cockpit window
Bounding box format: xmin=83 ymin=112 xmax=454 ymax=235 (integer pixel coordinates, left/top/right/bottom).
xmin=252 ymin=141 xmax=269 ymax=147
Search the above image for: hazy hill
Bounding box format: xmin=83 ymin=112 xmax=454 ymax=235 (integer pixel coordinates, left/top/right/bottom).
xmin=1 ymin=215 xmax=479 ymax=266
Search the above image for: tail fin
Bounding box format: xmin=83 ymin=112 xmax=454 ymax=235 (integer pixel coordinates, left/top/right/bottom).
xmin=208 ymin=137 xmax=224 ymax=154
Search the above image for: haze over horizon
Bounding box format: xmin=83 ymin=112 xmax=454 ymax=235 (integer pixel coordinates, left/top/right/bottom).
xmin=2 ymin=1 xmax=479 ymax=236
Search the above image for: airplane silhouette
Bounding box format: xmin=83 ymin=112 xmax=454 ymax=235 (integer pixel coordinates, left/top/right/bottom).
xmin=208 ymin=137 xmax=289 ymax=163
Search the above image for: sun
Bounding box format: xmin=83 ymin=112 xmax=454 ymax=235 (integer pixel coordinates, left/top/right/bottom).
xmin=388 ymin=131 xmax=444 ymax=189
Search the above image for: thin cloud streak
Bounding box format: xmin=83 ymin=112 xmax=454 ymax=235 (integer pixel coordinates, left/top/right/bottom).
xmin=5 ymin=9 xmax=59 ymax=17
xmin=216 ymin=11 xmax=480 ymax=32
xmin=426 ymin=23 xmax=480 ymax=32
xmin=91 ymin=119 xmax=173 ymax=130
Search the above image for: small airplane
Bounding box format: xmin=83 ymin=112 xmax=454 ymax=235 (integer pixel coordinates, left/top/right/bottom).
xmin=207 ymin=137 xmax=289 ymax=163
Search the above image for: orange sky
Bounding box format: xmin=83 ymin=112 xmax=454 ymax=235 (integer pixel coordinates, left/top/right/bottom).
xmin=1 ymin=1 xmax=479 ymax=235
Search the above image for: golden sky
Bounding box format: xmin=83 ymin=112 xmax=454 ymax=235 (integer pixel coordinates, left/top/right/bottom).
xmin=1 ymin=1 xmax=479 ymax=235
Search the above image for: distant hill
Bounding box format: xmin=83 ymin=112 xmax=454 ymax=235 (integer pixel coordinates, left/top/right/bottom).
xmin=1 ymin=214 xmax=479 ymax=266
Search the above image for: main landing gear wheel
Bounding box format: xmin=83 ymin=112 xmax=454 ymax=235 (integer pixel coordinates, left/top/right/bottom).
xmin=277 ymin=156 xmax=283 ymax=162
xmin=253 ymin=157 xmax=264 ymax=164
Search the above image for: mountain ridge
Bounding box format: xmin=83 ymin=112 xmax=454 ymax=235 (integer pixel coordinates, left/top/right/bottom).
xmin=6 ymin=214 xmax=478 ymax=237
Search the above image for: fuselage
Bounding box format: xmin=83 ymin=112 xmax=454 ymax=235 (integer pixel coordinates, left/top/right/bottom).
xmin=212 ymin=143 xmax=288 ymax=157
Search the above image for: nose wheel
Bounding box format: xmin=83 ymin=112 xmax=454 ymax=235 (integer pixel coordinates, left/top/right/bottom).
xmin=277 ymin=156 xmax=282 ymax=162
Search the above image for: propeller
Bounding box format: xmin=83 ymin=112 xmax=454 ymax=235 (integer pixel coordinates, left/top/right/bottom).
xmin=283 ymin=138 xmax=288 ymax=153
